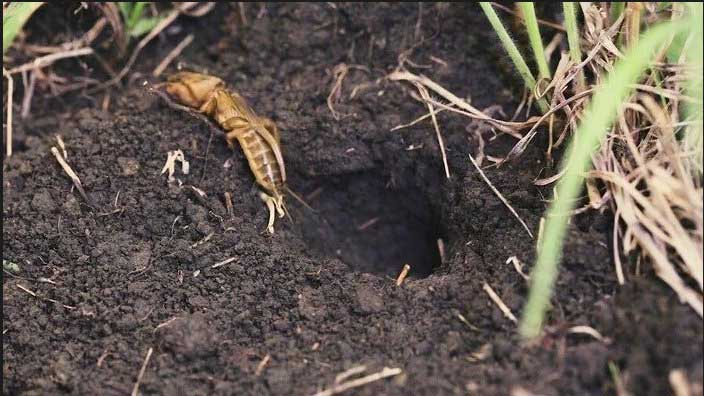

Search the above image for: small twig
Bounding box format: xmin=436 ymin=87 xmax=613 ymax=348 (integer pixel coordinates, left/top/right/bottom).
xmin=131 ymin=347 xmax=154 ymax=396
xmin=356 ymin=217 xmax=379 ymax=231
xmin=23 ymin=17 xmax=107 ymax=55
xmin=415 ymin=82 xmax=451 ymax=178
xmin=327 ymin=63 xmax=368 ymax=120
xmin=613 ymin=210 xmax=625 ymax=285
xmin=102 ymin=92 xmax=111 ymax=112
xmin=200 ymin=129 xmax=215 ymax=184
xmin=396 ymin=264 xmax=411 ymax=286
xmin=469 ymin=154 xmax=533 ymax=238
xmin=178 ymin=2 xmax=216 ymax=17
xmin=506 ymin=256 xmax=530 ymax=281
xmin=224 ymin=192 xmax=234 ymax=218
xmin=3 ymin=68 xmax=13 ymax=158
xmin=567 ymin=325 xmax=606 ymax=342
xmin=388 ymin=70 xmax=537 ymax=136
xmin=7 ymin=48 xmax=94 ymax=75
xmin=390 ymin=107 xmax=446 ymax=132
xmin=669 ymin=369 xmax=692 ymax=396
xmin=456 ymin=311 xmax=481 ymax=331
xmin=153 ymin=34 xmax=194 ymax=77
xmin=20 ymin=69 xmax=36 ymax=118
xmin=327 ymin=64 xmax=350 ymax=120
xmin=255 ymin=354 xmax=271 ymax=376
xmin=154 ymin=317 xmax=183 ymax=333
xmin=16 ymin=283 xmax=76 ymax=310
xmin=490 ymin=2 xmax=566 ymax=31
xmin=211 ymin=257 xmax=236 ymax=269
xmin=51 ymin=147 xmax=94 ymax=208
xmin=437 ymin=238 xmax=445 ymax=264
xmin=335 ymin=365 xmax=367 ymax=384
xmin=93 ymin=3 xmax=202 ymax=93
xmin=312 ymin=367 xmax=403 ymax=396
xmin=97 ymin=349 xmax=111 ymax=368
xmin=190 ymin=185 xmax=206 ymax=197
xmin=482 ymin=282 xmax=517 ymax=323
xmin=306 ymin=187 xmax=324 ymax=202
xmin=238 ymin=2 xmax=248 ymax=25
xmin=190 ymin=232 xmax=214 ymax=249
xmin=56 ymin=135 xmax=67 ymax=159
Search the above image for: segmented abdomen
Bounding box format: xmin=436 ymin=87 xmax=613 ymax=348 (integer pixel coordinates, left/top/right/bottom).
xmin=235 ymin=128 xmax=283 ymax=195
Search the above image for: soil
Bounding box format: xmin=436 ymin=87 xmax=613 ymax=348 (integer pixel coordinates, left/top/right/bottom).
xmin=3 ymin=3 xmax=702 ymax=396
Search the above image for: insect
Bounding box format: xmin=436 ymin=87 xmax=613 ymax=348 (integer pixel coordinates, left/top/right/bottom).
xmin=164 ymin=71 xmax=288 ymax=234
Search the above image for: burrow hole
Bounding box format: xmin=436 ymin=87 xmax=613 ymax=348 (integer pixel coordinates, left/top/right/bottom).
xmin=298 ymin=171 xmax=444 ymax=279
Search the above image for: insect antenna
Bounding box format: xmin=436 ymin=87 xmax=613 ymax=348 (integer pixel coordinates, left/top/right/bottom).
xmin=282 ymin=201 xmax=294 ymax=224
xmin=285 ymin=186 xmax=317 ymax=213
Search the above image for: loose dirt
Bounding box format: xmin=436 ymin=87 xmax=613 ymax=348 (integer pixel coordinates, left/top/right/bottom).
xmin=3 ymin=3 xmax=702 ymax=395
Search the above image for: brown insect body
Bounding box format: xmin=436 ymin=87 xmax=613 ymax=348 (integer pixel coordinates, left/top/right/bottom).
xmin=165 ymin=71 xmax=288 ymax=232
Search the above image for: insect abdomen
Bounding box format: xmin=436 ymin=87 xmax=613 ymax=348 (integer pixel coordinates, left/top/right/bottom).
xmin=236 ymin=128 xmax=283 ymax=195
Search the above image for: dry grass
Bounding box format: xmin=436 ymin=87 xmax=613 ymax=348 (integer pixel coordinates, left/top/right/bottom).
xmin=560 ymin=3 xmax=703 ymax=316
xmin=389 ymin=3 xmax=702 ymax=320
xmin=3 ymin=2 xmax=215 ymax=156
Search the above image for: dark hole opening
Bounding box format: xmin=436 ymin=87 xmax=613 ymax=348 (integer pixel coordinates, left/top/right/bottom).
xmin=297 ymin=171 xmax=444 ymax=278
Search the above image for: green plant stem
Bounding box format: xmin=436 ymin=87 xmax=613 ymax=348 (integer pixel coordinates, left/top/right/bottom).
xmin=563 ymin=3 xmax=585 ymax=91
xmin=517 ymin=2 xmax=551 ymax=79
xmin=518 ymin=21 xmax=686 ymax=340
xmin=479 ymin=2 xmax=549 ymax=113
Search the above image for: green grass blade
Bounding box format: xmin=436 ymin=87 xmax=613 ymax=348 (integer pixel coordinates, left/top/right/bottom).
xmin=610 ymin=2 xmax=625 ymax=23
xmin=518 ymin=21 xmax=686 ymax=340
xmin=2 ymin=2 xmax=44 ymax=54
xmin=611 ymin=2 xmax=626 ymax=48
xmin=129 ymin=16 xmax=164 ymax=37
xmin=128 ymin=2 xmax=148 ymax=32
xmin=479 ymin=2 xmax=549 ymax=113
xmin=118 ymin=2 xmax=133 ymax=21
xmin=684 ymin=2 xmax=703 ymax=172
xmin=517 ymin=2 xmax=551 ymax=79
xmin=563 ymin=3 xmax=585 ymax=90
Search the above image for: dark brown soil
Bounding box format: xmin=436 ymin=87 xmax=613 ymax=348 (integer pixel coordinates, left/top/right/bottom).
xmin=3 ymin=3 xmax=702 ymax=396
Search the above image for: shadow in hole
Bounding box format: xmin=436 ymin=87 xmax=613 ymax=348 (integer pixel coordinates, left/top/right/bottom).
xmin=298 ymin=172 xmax=444 ymax=278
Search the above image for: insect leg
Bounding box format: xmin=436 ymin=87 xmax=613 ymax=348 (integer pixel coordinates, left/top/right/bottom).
xmin=259 ymin=117 xmax=280 ymax=144
xmin=224 ymin=126 xmax=248 ymax=150
xmin=259 ymin=191 xmax=278 ymax=234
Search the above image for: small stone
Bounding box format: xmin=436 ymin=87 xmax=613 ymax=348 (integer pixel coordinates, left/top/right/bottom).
xmin=31 ymin=190 xmax=55 ymax=212
xmin=18 ymin=162 xmax=33 ymax=175
xmin=157 ymin=313 xmax=218 ymax=360
xmin=195 ymin=223 xmax=214 ymax=236
xmin=3 ymin=260 xmax=20 ymax=273
xmin=272 ymin=319 xmax=290 ymax=332
xmin=355 ymin=284 xmax=384 ymax=315
xmin=416 ymin=340 xmax=433 ymax=355
xmin=62 ymin=196 xmax=82 ymax=217
xmin=188 ymin=295 xmax=209 ymax=307
xmin=117 ymin=157 xmax=140 ymax=176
